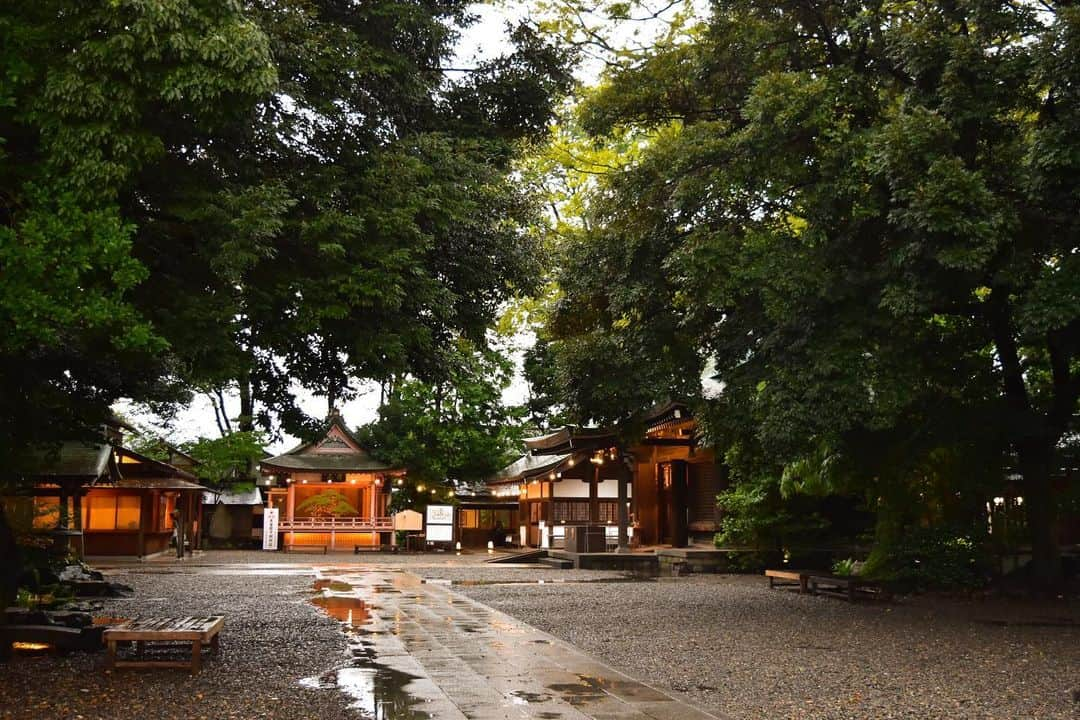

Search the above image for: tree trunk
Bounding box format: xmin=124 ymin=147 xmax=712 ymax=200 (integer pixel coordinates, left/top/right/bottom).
xmin=1016 ymin=439 xmax=1061 ymax=589
xmin=238 ymin=370 xmax=253 ymax=433
xmin=0 ymin=500 xmax=20 ymax=662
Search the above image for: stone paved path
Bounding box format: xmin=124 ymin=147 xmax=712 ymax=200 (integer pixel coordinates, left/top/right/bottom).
xmin=313 ymin=567 xmax=724 ymax=720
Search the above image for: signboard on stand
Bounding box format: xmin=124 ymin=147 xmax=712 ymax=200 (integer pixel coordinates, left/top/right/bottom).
xmin=262 ymin=507 xmax=279 ymax=550
xmin=425 ymin=504 xmax=454 ymax=544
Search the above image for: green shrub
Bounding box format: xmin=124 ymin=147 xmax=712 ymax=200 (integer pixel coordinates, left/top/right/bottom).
xmin=864 ymin=526 xmax=987 ymax=592
xmin=832 ymin=557 xmax=856 ymax=576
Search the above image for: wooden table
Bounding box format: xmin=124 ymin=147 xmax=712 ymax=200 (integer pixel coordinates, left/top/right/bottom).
xmin=104 ymin=616 xmax=223 ymax=674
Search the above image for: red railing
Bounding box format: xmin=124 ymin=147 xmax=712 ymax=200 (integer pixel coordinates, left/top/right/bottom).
xmin=280 ymin=516 xmax=393 ymax=531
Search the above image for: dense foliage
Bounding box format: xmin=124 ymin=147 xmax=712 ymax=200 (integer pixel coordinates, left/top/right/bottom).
xmin=532 ymin=0 xmax=1080 ymax=587
xmin=0 ymin=0 xmax=572 ymax=613
xmin=1 ymin=1 xmax=574 ymax=464
xmin=358 ymin=341 xmax=528 ymax=504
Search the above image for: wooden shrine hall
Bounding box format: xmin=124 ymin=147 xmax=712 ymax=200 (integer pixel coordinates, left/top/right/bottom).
xmin=260 ymin=410 xmax=404 ymax=550
xmin=487 ymin=402 xmax=722 ymax=551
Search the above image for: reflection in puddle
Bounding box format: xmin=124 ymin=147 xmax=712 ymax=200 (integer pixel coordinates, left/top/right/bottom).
xmin=300 ymin=666 xmax=428 ymax=719
xmin=312 ymin=594 xmax=371 ymax=627
xmin=509 ymin=690 xmax=552 ymax=705
xmin=305 ymin=575 xmax=428 ymax=719
xmin=432 ymin=577 xmax=656 ymax=587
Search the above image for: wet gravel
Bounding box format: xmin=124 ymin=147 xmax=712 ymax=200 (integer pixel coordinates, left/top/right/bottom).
xmin=457 ymin=574 xmax=1080 ymax=720
xmin=0 ymin=564 xmax=353 ymax=720
xmin=5 ymin=551 xmax=1078 ymax=720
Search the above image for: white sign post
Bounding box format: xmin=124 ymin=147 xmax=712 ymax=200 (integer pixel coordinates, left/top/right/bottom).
xmin=262 ymin=507 xmax=279 ymax=550
xmin=425 ymin=504 xmax=454 ymax=545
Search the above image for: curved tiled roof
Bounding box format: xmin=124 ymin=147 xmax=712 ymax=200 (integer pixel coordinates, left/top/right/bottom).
xmin=260 ymin=453 xmax=395 ymax=472
xmin=260 ymin=411 xmax=400 ymax=474
xmin=487 ymin=452 xmax=574 ymax=485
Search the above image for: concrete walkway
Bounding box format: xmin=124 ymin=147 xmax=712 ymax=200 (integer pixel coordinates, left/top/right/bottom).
xmin=314 ymin=568 xmax=724 ymax=720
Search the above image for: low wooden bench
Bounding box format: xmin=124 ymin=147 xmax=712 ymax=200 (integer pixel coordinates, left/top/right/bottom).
xmin=104 ymin=616 xmax=223 ymax=674
xmin=284 ymin=543 xmax=328 ymax=554
xmin=806 ymin=574 xmax=890 ymax=602
xmin=765 ymin=569 xmax=810 ymax=593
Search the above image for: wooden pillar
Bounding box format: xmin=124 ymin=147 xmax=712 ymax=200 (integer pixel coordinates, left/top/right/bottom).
xmin=285 ymin=484 xmax=295 ymax=548
xmin=669 ymin=460 xmax=688 ymax=548
xmin=589 ymin=465 xmax=599 ymax=524
xmin=518 ymin=493 xmax=528 ymax=547
xmin=543 ymin=481 xmax=554 ymax=547
xmin=176 ymin=493 xmax=186 ymax=559
xmin=616 ymin=451 xmax=631 ymax=553
xmin=72 ymin=490 xmax=84 ymax=559
xmin=57 ymin=486 xmax=69 ymax=530
xmin=137 ymin=493 xmax=148 ymax=559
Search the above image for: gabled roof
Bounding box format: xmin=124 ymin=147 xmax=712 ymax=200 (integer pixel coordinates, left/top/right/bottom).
xmin=116 ymin=446 xmax=200 ymax=482
xmin=23 ymin=442 xmax=117 ymax=482
xmin=523 ymin=427 xmax=617 ymax=455
xmin=116 ymin=477 xmax=207 ymax=492
xmin=260 ymin=410 xmax=398 ymax=474
xmin=488 ymin=452 xmax=574 ymax=484
xmin=642 ymin=400 xmax=692 ymax=427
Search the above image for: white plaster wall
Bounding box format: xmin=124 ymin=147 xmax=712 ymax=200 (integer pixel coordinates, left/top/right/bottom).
xmin=552 ymin=478 xmax=630 ymax=499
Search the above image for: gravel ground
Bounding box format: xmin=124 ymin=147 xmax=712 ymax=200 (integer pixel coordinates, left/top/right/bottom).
xmin=4 ymin=551 xmax=1078 ymax=720
xmin=456 ymin=574 xmax=1080 ymax=720
xmin=0 ymin=564 xmax=352 ymax=720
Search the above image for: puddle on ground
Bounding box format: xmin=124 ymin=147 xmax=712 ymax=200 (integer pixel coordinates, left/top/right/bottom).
xmin=300 ymin=666 xmax=429 ymax=719
xmin=304 ymin=575 xmax=428 ymax=719
xmin=509 ymin=690 xmax=552 ymax=705
xmin=313 ymin=579 xmax=355 ymax=592
xmin=311 ymin=594 xmax=372 ymax=627
xmin=428 ymin=576 xmax=656 ymax=587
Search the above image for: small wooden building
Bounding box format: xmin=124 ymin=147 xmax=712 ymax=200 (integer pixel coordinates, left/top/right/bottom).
xmin=487 ymin=402 xmax=723 ymax=551
xmin=11 ymin=441 xmax=206 ymax=558
xmin=261 ymin=410 xmax=404 ymax=550
xmin=453 ymin=487 xmax=518 ymax=548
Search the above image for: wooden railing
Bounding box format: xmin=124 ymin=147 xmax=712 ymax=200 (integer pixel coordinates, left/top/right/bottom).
xmin=279 ymin=516 xmax=393 ymax=531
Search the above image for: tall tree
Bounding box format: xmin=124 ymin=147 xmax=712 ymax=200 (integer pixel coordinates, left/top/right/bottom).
xmin=358 ymin=340 xmax=527 ymax=494
xmin=0 ymin=0 xmax=277 ymax=468
xmin=538 ymin=1 xmax=1080 ymax=586
xmin=126 ymin=2 xmax=575 ymax=440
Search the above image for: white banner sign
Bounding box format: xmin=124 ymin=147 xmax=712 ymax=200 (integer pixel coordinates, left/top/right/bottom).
xmin=426 ymin=505 xmax=453 ymax=525
xmin=262 ymin=507 xmax=279 ymax=550
xmin=426 ymin=524 xmax=453 ymax=542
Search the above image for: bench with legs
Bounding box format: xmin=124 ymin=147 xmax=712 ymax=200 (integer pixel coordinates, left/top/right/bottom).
xmin=765 ymin=569 xmax=810 ymax=593
xmin=104 ymin=616 xmax=223 ymax=674
xmin=806 ymin=574 xmax=891 ymax=602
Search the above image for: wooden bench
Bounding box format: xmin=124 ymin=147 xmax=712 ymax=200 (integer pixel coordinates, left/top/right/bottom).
xmin=806 ymin=574 xmax=890 ymax=602
xmin=104 ymin=616 xmax=223 ymax=674
xmin=765 ymin=569 xmax=809 ymax=593
xmin=284 ymin=543 xmax=327 ymax=554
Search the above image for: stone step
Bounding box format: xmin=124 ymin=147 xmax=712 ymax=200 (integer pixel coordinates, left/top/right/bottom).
xmin=538 ymin=556 xmax=574 ymax=570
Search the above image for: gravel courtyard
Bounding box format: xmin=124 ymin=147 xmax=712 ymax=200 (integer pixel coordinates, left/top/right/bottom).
xmin=0 ymin=562 xmax=353 ymax=720
xmin=1 ymin=551 xmax=1077 ymax=719
xmin=455 ymin=573 xmax=1080 ymax=720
